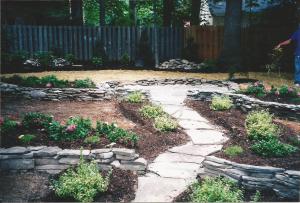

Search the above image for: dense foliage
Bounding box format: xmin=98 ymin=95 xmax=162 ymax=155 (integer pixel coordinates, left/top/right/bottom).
xmin=22 ymin=112 xmax=53 ymax=130
xmin=210 ymin=95 xmax=233 ymax=111
xmin=224 ymin=145 xmax=244 ymax=157
xmin=125 ymin=91 xmax=145 ymax=103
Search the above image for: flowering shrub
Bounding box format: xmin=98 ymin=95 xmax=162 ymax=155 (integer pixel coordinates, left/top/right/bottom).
xmin=243 ymin=81 xmax=266 ymax=97
xmin=53 ymin=156 xmax=110 ymax=202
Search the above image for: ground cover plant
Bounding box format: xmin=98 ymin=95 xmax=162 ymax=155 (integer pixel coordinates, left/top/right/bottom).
xmin=125 ymin=91 xmax=145 ymax=103
xmin=210 ymin=95 xmax=233 ymax=111
xmin=239 ymin=81 xmax=300 ymax=104
xmin=1 ymin=75 xmax=96 ymax=88
xmin=186 ymin=100 xmax=300 ymax=170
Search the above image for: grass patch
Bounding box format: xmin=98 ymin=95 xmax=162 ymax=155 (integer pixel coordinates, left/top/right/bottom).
xmin=224 ymin=145 xmax=244 ymax=157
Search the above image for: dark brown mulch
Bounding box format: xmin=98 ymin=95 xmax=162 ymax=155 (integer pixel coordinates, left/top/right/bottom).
xmin=174 ymin=176 xmax=297 ymax=202
xmin=186 ymin=100 xmax=300 ymax=170
xmin=44 ymin=168 xmax=137 ymax=202
xmin=118 ymin=101 xmax=189 ymax=161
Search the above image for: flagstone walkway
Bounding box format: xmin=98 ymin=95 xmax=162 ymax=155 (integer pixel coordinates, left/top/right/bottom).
xmin=123 ymin=84 xmax=231 ymax=202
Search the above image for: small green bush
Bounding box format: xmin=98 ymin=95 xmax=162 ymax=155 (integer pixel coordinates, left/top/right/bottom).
xmin=245 ymin=110 xmax=279 ymax=140
xmin=84 ymin=135 xmax=100 ymax=144
xmin=210 ymin=95 xmax=233 ymax=111
xmin=53 ymin=157 xmax=110 ymax=202
xmin=21 ymin=76 xmax=41 ymax=87
xmin=251 ymin=190 xmax=261 ymax=202
xmin=65 ymin=53 xmax=75 ymax=64
xmin=0 ymin=118 xmax=18 ymax=135
xmin=190 ymin=177 xmax=243 ymax=202
xmin=154 ymin=116 xmax=178 ymax=132
xmin=92 ymin=56 xmax=103 ymax=67
xmin=74 ymin=78 xmax=96 ymax=88
xmin=34 ymin=51 xmax=54 ymax=68
xmin=48 ymin=121 xmax=66 ymax=141
xmin=224 ymin=145 xmax=244 ymax=157
xmin=22 ymin=112 xmax=53 ymax=129
xmin=125 ymin=91 xmax=144 ymax=103
xmin=120 ymin=53 xmax=130 ymax=65
xmin=96 ymin=122 xmax=139 ymax=145
xmin=18 ymin=134 xmax=35 ymax=144
xmin=251 ymin=138 xmax=297 ymax=157
xmin=140 ymin=105 xmax=165 ymax=119
xmin=244 ymin=82 xmax=266 ymax=97
xmin=40 ymin=75 xmax=68 ymax=88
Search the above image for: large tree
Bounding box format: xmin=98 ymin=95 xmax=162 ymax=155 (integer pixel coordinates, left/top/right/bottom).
xmin=163 ymin=0 xmax=174 ymax=26
xmin=129 ymin=0 xmax=137 ymax=25
xmin=191 ymin=0 xmax=201 ymax=25
xmin=71 ymin=0 xmax=83 ymax=25
xmin=99 ymin=0 xmax=105 ymax=26
xmin=218 ymin=0 xmax=242 ymax=75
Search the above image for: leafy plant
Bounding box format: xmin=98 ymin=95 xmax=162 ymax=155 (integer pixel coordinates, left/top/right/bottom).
xmin=65 ymin=53 xmax=75 ymax=64
xmin=251 ymin=138 xmax=297 ymax=157
xmin=190 ymin=177 xmax=243 ymax=202
xmin=84 ymin=135 xmax=100 ymax=144
xmin=251 ymin=190 xmax=261 ymax=202
xmin=154 ymin=116 xmax=178 ymax=132
xmin=40 ymin=75 xmax=68 ymax=88
xmin=48 ymin=121 xmax=67 ymax=141
xmin=139 ymin=105 xmax=164 ymax=119
xmin=0 ymin=117 xmax=18 ymax=135
xmin=125 ymin=91 xmax=144 ymax=103
xmin=21 ymin=76 xmax=41 ymax=87
xmin=245 ymin=110 xmax=279 ymax=140
xmin=244 ymin=82 xmax=266 ymax=97
xmin=210 ymin=95 xmax=233 ymax=111
xmin=224 ymin=145 xmax=244 ymax=157
xmin=120 ymin=53 xmax=130 ymax=65
xmin=22 ymin=112 xmax=53 ymax=129
xmin=53 ymin=156 xmax=110 ymax=202
xmin=34 ymin=51 xmax=54 ymax=68
xmin=74 ymin=78 xmax=96 ymax=88
xmin=18 ymin=134 xmax=35 ymax=144
xmin=96 ymin=122 xmax=138 ymax=145
xmin=91 ymin=56 xmax=103 ymax=67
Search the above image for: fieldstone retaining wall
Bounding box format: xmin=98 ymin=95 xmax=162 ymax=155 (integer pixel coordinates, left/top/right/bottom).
xmin=201 ymin=156 xmax=300 ymax=200
xmin=0 ymin=146 xmax=147 ymax=174
xmin=188 ymin=90 xmax=300 ymax=121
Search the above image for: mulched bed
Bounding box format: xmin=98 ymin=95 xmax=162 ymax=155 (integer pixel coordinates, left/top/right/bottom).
xmin=174 ymin=176 xmax=298 ymax=202
xmin=118 ymin=101 xmax=189 ymax=161
xmin=0 ymin=168 xmax=137 ymax=202
xmin=44 ymin=168 xmax=137 ymax=202
xmin=186 ymin=100 xmax=300 ymax=170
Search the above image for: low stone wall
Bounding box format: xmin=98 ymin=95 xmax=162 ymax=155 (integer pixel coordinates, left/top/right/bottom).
xmin=201 ymin=156 xmax=300 ymax=200
xmin=0 ymin=146 xmax=147 ymax=174
xmin=188 ymin=90 xmax=300 ymax=121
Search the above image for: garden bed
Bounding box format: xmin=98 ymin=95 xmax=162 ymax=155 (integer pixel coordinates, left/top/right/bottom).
xmin=186 ymin=100 xmax=300 ymax=170
xmin=0 ymin=168 xmax=137 ymax=202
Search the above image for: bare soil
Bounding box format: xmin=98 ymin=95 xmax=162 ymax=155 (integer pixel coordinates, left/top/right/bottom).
xmin=186 ymin=100 xmax=300 ymax=170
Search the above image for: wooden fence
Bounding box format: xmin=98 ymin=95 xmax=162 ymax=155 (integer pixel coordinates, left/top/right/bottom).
xmin=3 ymin=25 xmax=184 ymax=63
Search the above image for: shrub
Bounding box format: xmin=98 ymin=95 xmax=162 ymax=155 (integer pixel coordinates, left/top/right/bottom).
xmin=154 ymin=116 xmax=178 ymax=132
xmin=65 ymin=53 xmax=75 ymax=64
xmin=244 ymin=82 xmax=266 ymax=97
xmin=251 ymin=138 xmax=297 ymax=157
xmin=74 ymin=78 xmax=96 ymax=88
xmin=92 ymin=56 xmax=103 ymax=67
xmin=210 ymin=95 xmax=233 ymax=111
xmin=21 ymin=76 xmax=41 ymax=87
xmin=84 ymin=135 xmax=100 ymax=144
xmin=34 ymin=51 xmax=54 ymax=68
xmin=224 ymin=145 xmax=244 ymax=157
xmin=190 ymin=177 xmax=243 ymax=202
xmin=18 ymin=134 xmax=35 ymax=144
xmin=48 ymin=121 xmax=66 ymax=141
xmin=120 ymin=53 xmax=130 ymax=65
xmin=125 ymin=91 xmax=144 ymax=103
xmin=96 ymin=122 xmax=138 ymax=145
xmin=0 ymin=118 xmax=18 ymax=135
xmin=22 ymin=112 xmax=53 ymax=129
xmin=53 ymin=157 xmax=110 ymax=202
xmin=245 ymin=110 xmax=279 ymax=140
xmin=140 ymin=105 xmax=165 ymax=119
xmin=251 ymin=190 xmax=261 ymax=202
xmin=40 ymin=75 xmax=68 ymax=88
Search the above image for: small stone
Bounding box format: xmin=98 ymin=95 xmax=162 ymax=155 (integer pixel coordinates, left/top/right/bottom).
xmin=95 ymin=152 xmax=114 ymax=159
xmin=97 ymin=164 xmax=112 ymax=171
xmin=58 ymin=158 xmax=80 ymax=165
xmin=112 ymin=148 xmax=135 ymax=156
xmin=27 ymin=146 xmax=46 ymax=151
xmin=35 ymin=158 xmax=59 ymax=166
xmin=35 ymin=164 xmax=69 ymax=170
xmin=116 ymin=154 xmax=139 ymax=161
xmin=111 ymin=160 xmax=121 ymax=168
xmin=91 ymin=149 xmax=112 ymax=154
xmin=95 ymin=158 xmax=114 ymax=164
xmin=0 ymin=152 xmax=33 ymax=160
xmin=29 ymin=90 xmax=46 ymax=99
xmin=57 ymin=149 xmax=90 ymax=157
xmin=0 ymin=147 xmax=28 ymax=155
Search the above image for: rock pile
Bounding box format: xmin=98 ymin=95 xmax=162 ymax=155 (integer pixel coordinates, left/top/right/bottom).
xmin=157 ymin=59 xmax=200 ymax=70
xmin=0 ymin=146 xmax=147 ymax=174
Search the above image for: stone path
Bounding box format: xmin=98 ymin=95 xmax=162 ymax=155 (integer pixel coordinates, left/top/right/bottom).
xmin=123 ymin=84 xmax=231 ymax=202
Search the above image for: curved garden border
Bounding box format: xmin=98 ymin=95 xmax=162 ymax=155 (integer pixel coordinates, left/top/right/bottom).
xmin=188 ymin=90 xmax=300 ymax=121
xmin=0 ymin=146 xmax=147 ymax=174
xmin=201 ymin=156 xmax=300 ymax=199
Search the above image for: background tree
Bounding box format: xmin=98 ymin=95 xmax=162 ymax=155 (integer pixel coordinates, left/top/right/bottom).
xmin=218 ymin=0 xmax=242 ymax=77
xmin=191 ymin=0 xmax=201 ymax=25
xmin=163 ymin=0 xmax=174 ymax=26
xmin=99 ymin=0 xmax=105 ymax=26
xmin=71 ymin=0 xmax=83 ymax=25
xmin=129 ymin=0 xmax=137 ymax=25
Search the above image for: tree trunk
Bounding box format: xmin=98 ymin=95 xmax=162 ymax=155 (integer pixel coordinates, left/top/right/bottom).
xmin=99 ymin=0 xmax=105 ymax=26
xmin=129 ymin=0 xmax=136 ymax=25
xmin=218 ymin=0 xmax=242 ymax=75
xmin=71 ymin=0 xmax=83 ymax=25
xmin=163 ymin=0 xmax=174 ymax=26
xmin=191 ymin=0 xmax=201 ymax=25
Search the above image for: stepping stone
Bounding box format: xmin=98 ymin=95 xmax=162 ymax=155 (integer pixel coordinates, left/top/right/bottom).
xmin=186 ymin=130 xmax=229 ymax=145
xmin=148 ymin=162 xmax=200 ymax=179
xmin=168 ymin=143 xmax=223 ymax=156
xmin=161 ymin=104 xmax=183 ymax=115
xmin=172 ymin=109 xmax=209 ymax=122
xmin=178 ymin=120 xmax=214 ymax=130
xmin=133 ymin=176 xmax=192 ymax=202
xmin=154 ymin=152 xmax=204 ymax=164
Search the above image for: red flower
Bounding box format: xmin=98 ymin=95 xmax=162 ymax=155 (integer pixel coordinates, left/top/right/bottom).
xmin=66 ymin=124 xmax=76 ymax=132
xmin=46 ymin=83 xmax=52 ymax=88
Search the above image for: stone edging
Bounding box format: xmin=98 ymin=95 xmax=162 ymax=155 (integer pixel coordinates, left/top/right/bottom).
xmin=187 ymin=90 xmax=300 ymax=120
xmin=201 ymin=156 xmax=300 ymax=199
xmin=0 ymin=146 xmax=147 ymax=174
